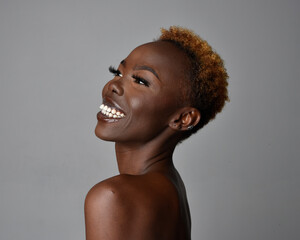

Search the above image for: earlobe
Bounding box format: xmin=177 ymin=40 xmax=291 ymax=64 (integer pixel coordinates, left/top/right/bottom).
xmin=187 ymin=125 xmax=194 ymax=130
xmin=169 ymin=108 xmax=201 ymax=131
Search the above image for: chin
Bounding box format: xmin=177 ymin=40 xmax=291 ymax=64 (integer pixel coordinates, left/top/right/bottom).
xmin=94 ymin=118 xmax=165 ymax=143
xmin=94 ymin=123 xmax=113 ymax=141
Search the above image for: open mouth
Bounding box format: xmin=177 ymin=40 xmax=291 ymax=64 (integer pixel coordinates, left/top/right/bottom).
xmin=99 ymin=103 xmax=125 ymax=119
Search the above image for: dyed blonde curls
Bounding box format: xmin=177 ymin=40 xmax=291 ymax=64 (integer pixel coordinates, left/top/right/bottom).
xmin=158 ymin=26 xmax=229 ymax=137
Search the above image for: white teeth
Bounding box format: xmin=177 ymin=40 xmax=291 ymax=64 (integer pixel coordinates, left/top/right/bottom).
xmin=100 ymin=103 xmax=125 ymax=118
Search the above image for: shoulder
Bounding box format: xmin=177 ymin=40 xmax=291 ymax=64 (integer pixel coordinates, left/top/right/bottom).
xmin=85 ymin=173 xmax=178 ymax=212
xmin=85 ymin=175 xmax=137 ymax=216
xmin=84 ymin=176 xmax=131 ymax=239
xmin=84 ymin=175 xmax=134 ymax=218
xmin=84 ymin=173 xmax=180 ymax=239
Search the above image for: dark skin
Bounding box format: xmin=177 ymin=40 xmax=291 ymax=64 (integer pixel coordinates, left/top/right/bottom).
xmin=85 ymin=41 xmax=201 ymax=240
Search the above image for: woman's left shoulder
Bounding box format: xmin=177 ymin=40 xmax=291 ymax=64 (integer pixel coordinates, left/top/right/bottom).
xmin=84 ymin=173 xmax=180 ymax=239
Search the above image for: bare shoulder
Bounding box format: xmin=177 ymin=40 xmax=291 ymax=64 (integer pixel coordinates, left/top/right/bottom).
xmin=85 ymin=173 xmax=180 ymax=240
xmin=85 ymin=173 xmax=179 ymax=217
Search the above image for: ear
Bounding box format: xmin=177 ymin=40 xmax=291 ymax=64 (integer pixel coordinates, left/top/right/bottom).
xmin=169 ymin=107 xmax=201 ymax=131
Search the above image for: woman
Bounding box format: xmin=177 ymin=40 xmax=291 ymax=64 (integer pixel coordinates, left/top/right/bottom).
xmin=85 ymin=26 xmax=228 ymax=240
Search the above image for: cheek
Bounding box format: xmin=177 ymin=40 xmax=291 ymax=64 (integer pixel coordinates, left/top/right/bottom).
xmin=129 ymin=95 xmax=145 ymax=112
xmin=130 ymin=93 xmax=159 ymax=118
xmin=128 ymin=93 xmax=174 ymax=129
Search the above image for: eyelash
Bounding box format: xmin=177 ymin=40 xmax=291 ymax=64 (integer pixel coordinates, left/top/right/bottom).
xmin=132 ymin=75 xmax=149 ymax=87
xmin=108 ymin=66 xmax=150 ymax=87
xmin=109 ymin=66 xmax=122 ymax=77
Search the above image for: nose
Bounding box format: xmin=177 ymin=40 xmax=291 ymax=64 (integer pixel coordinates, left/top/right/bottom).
xmin=107 ymin=79 xmax=124 ymax=96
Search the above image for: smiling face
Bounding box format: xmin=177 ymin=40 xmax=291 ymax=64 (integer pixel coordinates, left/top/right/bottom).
xmin=95 ymin=41 xmax=191 ymax=144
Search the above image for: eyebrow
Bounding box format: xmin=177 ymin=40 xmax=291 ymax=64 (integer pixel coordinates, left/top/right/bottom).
xmin=120 ymin=60 xmax=160 ymax=81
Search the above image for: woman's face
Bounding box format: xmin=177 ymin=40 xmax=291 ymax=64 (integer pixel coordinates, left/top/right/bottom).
xmin=95 ymin=41 xmax=190 ymax=143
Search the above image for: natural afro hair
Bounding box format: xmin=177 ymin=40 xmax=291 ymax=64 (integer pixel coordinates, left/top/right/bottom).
xmin=158 ymin=26 xmax=229 ymax=138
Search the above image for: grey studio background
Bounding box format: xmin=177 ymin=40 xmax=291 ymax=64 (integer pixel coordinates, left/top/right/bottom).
xmin=0 ymin=0 xmax=299 ymax=239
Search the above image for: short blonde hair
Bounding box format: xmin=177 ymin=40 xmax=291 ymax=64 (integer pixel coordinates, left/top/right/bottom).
xmin=158 ymin=26 xmax=229 ymax=135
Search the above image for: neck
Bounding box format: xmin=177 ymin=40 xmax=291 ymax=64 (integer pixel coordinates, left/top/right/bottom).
xmin=115 ymin=133 xmax=178 ymax=175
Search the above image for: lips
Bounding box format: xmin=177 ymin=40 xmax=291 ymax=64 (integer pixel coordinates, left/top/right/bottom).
xmin=99 ymin=103 xmax=125 ymax=118
xmin=97 ymin=98 xmax=126 ymax=120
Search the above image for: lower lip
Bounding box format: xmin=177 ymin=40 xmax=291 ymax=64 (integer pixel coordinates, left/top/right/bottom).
xmin=97 ymin=111 xmax=121 ymax=122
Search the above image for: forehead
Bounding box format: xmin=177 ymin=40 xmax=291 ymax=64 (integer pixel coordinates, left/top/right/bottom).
xmin=125 ymin=41 xmax=190 ymax=84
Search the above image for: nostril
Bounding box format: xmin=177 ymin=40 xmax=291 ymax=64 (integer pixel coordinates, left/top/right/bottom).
xmin=108 ymin=80 xmax=123 ymax=96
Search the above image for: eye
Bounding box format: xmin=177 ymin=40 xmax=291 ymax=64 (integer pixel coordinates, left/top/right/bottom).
xmin=132 ymin=75 xmax=150 ymax=87
xmin=109 ymin=66 xmax=123 ymax=77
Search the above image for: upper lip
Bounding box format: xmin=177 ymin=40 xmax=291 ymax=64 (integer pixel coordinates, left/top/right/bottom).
xmin=102 ymin=96 xmax=126 ymax=114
